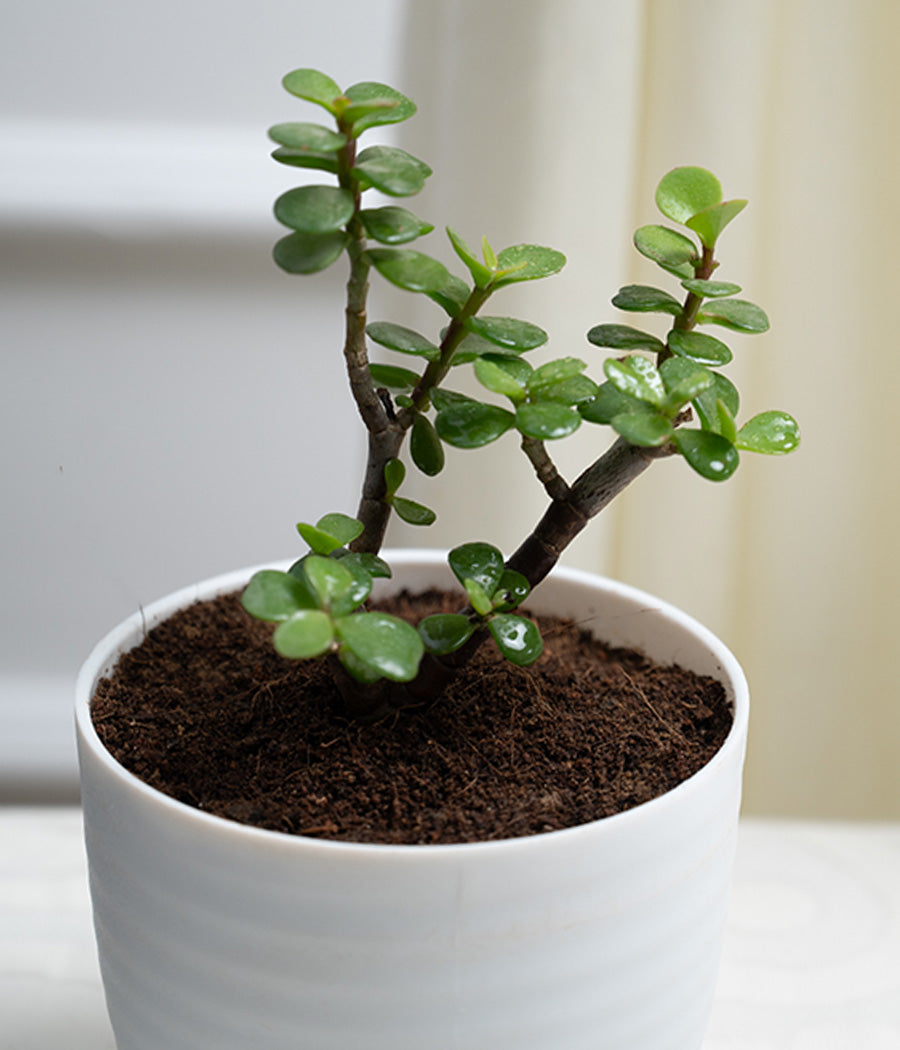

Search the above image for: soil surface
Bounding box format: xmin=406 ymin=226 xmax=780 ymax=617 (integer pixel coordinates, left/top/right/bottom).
xmin=91 ymin=588 xmax=732 ymax=845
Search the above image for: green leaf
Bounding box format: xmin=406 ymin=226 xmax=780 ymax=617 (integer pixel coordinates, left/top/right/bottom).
xmin=686 ymin=199 xmax=748 ymax=249
xmin=698 ymin=298 xmax=770 ymax=334
xmin=532 ymin=374 xmax=599 ymax=406
xmin=715 ymin=399 xmax=739 ymax=445
xmin=491 ymin=569 xmax=530 ymax=611
xmin=492 ymin=244 xmax=566 ymax=287
xmin=735 ymin=411 xmax=800 ymax=454
xmin=241 ymin=569 xmax=316 ymax=622
xmin=464 ymin=578 xmax=494 ymax=617
xmin=612 ymin=284 xmax=683 ymax=317
xmin=418 ymin=613 xmax=475 ymax=655
xmin=488 ymin=614 xmax=543 ymax=667
xmin=316 ymin=513 xmax=363 ymax=546
xmin=335 ymin=612 xmax=424 ymax=682
xmin=335 ymin=550 xmax=392 ymax=580
xmin=343 ymin=80 xmax=417 ymax=134
xmin=656 ymin=166 xmax=722 ymax=224
xmin=604 ymin=355 xmax=665 ymax=407
xmin=392 ymin=496 xmax=437 ymax=526
xmin=410 ymin=414 xmax=445 ymax=476
xmin=427 ymin=273 xmax=471 ymax=317
xmin=353 ymin=145 xmax=431 ymax=197
xmin=446 ymin=227 xmax=494 ymax=289
xmin=268 ymin=122 xmax=347 ymax=152
xmin=369 ymin=363 xmax=421 ymax=389
xmin=586 ymin=323 xmax=665 ymax=353
xmin=383 ymin=458 xmax=405 ymax=497
xmin=465 ymin=316 xmax=548 ymax=351
xmin=667 ymin=329 xmax=733 ymax=366
xmin=579 ymin=382 xmax=641 ymax=425
xmin=529 ymin=357 xmax=587 ymax=390
xmin=337 ymin=646 xmax=384 ymax=684
xmin=681 ymin=278 xmax=742 ymax=298
xmin=633 ymin=224 xmax=698 ymax=278
xmin=435 ymin=398 xmax=516 ymax=448
xmin=367 ymin=321 xmax=439 ymax=360
xmin=673 ymin=429 xmax=739 ymax=481
xmin=303 ymin=554 xmax=356 ymax=606
xmin=693 ymin=372 xmax=740 ymax=430
xmin=449 ymin=542 xmax=505 ymax=595
xmin=612 ymin=408 xmax=674 ymax=447
xmin=359 ymin=206 xmax=433 ymax=245
xmin=474 ymin=357 xmax=527 ymax=401
xmin=366 ymin=249 xmax=452 ymax=294
xmin=281 ymin=69 xmax=342 ymax=113
xmin=296 ymin=522 xmax=345 ymax=555
xmin=516 ymin=401 xmax=582 ymax=440
xmin=659 ymin=357 xmax=713 ymax=408
xmin=273 ymin=186 xmax=354 ymax=234
xmin=273 ymin=610 xmax=335 ymax=659
xmin=273 ymin=231 xmax=349 ymax=274
xmin=270 ymin=147 xmax=340 ymax=175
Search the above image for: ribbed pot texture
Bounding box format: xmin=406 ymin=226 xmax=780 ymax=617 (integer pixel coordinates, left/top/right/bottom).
xmin=76 ymin=551 xmax=749 ymax=1050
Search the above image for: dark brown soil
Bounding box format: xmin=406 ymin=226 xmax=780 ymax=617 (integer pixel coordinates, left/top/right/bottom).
xmin=91 ymin=588 xmax=732 ymax=845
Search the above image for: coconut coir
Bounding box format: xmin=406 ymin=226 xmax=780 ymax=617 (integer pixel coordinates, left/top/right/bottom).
xmin=91 ymin=588 xmax=732 ymax=845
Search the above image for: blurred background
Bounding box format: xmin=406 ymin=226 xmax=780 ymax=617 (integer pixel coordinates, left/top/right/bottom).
xmin=2 ymin=0 xmax=898 ymax=819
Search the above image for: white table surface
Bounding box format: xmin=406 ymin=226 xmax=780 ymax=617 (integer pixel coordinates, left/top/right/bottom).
xmin=1 ymin=809 xmax=898 ymax=1050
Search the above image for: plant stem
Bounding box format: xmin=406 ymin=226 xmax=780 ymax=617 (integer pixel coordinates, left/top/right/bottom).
xmin=520 ymin=437 xmax=569 ymax=501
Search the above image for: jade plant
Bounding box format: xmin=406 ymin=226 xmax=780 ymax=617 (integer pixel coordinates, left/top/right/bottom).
xmin=241 ymin=68 xmax=799 ymax=715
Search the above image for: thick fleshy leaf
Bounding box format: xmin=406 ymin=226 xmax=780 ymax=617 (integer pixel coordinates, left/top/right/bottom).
xmin=474 ymin=358 xmax=527 ymax=401
xmin=334 ymin=612 xmax=424 ymax=682
xmin=268 ymin=122 xmax=347 ymax=152
xmin=488 ymin=614 xmax=543 ymax=667
xmin=534 ymin=374 xmax=599 ymax=405
xmin=241 ymin=569 xmax=316 ymax=622
xmin=659 ymin=357 xmax=713 ymax=408
xmin=335 ymin=550 xmax=392 ymax=580
xmin=435 ymin=399 xmax=516 ymax=448
xmin=698 ymin=298 xmax=770 ymax=333
xmin=303 ymin=555 xmax=355 ymax=606
xmin=586 ymin=323 xmax=665 ymax=353
xmin=392 ymin=496 xmax=436 ymax=526
xmin=337 ymin=646 xmax=383 ymax=684
xmin=367 ymin=321 xmax=439 ymax=360
xmin=274 ymin=186 xmax=354 ymax=234
xmin=343 ymin=80 xmax=416 ymax=134
xmin=464 ymin=578 xmax=494 ymax=617
xmin=446 ymin=227 xmax=493 ymax=288
xmin=410 ymin=414 xmax=445 ymax=475
xmin=281 ymin=69 xmax=342 ymax=112
xmin=529 ymin=357 xmax=587 ymax=389
xmin=715 ymin=399 xmax=738 ymax=444
xmin=681 ymin=278 xmax=742 ymax=298
xmin=353 ymin=145 xmax=431 ymax=197
xmin=316 ymin=513 xmax=363 ymax=546
xmin=418 ymin=613 xmax=475 ymax=655
xmin=360 ymin=206 xmax=433 ymax=245
xmin=516 ymin=401 xmax=582 ymax=440
xmin=656 ymin=167 xmax=722 ymax=224
xmin=667 ymin=329 xmax=733 ymax=366
xmin=273 ymin=610 xmax=335 ymax=659
xmin=449 ymin=542 xmax=505 ymax=595
xmin=427 ymin=273 xmax=471 ymax=318
xmin=369 ymin=363 xmax=420 ymax=389
xmin=612 ymin=408 xmax=674 ymax=447
xmin=686 ymin=199 xmax=748 ymax=249
xmin=604 ymin=355 xmax=665 ymax=407
xmin=465 ymin=315 xmax=548 ymax=351
xmin=735 ymin=411 xmax=800 ymax=454
xmin=270 ymin=147 xmax=340 ymax=174
xmin=693 ymin=372 xmax=740 ymax=430
xmin=673 ymin=429 xmax=739 ymax=481
xmin=296 ymin=522 xmax=345 ymax=555
xmin=383 ymin=457 xmax=405 ymax=497
xmin=613 ymin=284 xmax=683 ymax=317
xmin=578 ymin=382 xmax=641 ymax=425
xmin=493 ymin=244 xmax=566 ymax=287
xmin=273 ymin=230 xmax=349 ymax=274
xmin=491 ymin=569 xmax=530 ymax=611
xmin=633 ymin=224 xmax=698 ymax=277
xmin=366 ymin=249 xmax=452 ymax=294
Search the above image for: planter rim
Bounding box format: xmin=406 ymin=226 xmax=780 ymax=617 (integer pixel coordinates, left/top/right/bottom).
xmin=76 ymin=548 xmax=749 ymax=856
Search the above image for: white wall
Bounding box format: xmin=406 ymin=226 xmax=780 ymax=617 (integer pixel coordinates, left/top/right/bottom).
xmin=1 ymin=0 xmax=405 ymax=798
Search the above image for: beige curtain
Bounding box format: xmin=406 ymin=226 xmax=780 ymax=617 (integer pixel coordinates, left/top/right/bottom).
xmin=391 ymin=0 xmax=900 ymax=820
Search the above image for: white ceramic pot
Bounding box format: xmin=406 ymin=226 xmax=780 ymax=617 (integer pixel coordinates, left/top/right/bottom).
xmin=76 ymin=550 xmax=748 ymax=1050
